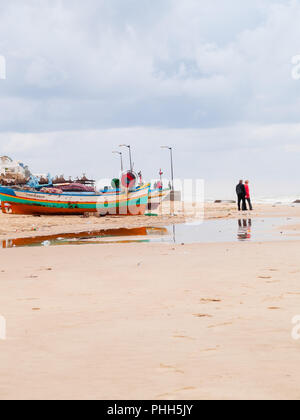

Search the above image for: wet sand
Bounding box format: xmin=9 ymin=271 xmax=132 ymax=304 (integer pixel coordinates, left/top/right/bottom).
xmin=0 ymin=202 xmax=300 ymax=400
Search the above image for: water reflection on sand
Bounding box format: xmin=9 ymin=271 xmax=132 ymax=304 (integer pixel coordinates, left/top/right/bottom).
xmin=237 ymin=219 xmax=252 ymax=241
xmin=2 ymin=217 xmax=300 ymax=248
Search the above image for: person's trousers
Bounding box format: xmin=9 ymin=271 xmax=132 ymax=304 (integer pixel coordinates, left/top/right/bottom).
xmin=237 ymin=194 xmax=247 ymax=211
xmin=246 ymin=198 xmax=253 ymax=211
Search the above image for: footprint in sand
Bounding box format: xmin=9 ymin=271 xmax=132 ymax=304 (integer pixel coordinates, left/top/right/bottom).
xmin=159 ymin=364 xmax=185 ymax=374
xmin=18 ymin=298 xmax=39 ymax=301
xmin=156 ymin=392 xmax=173 ymax=398
xmin=156 ymin=387 xmax=196 ymax=399
xmin=208 ymin=321 xmax=233 ymax=329
xmin=202 ymin=346 xmax=220 ymax=352
xmin=160 ymin=364 xmax=175 ymax=369
xmin=173 ymin=335 xmax=196 ymax=341
xmin=200 ymin=298 xmax=222 ymax=303
xmin=175 ymin=387 xmax=196 ymax=392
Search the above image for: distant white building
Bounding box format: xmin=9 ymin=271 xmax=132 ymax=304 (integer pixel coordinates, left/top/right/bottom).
xmin=33 ymin=173 xmax=48 ymax=179
xmin=0 ymin=156 xmax=30 ymax=178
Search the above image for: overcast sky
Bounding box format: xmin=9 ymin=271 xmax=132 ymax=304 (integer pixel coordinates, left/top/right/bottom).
xmin=1 ymin=0 xmax=300 ymax=199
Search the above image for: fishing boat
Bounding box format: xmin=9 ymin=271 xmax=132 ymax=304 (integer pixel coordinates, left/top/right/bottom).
xmin=148 ymin=188 xmax=171 ymax=210
xmin=0 ymin=183 xmax=150 ymax=216
xmin=97 ymin=186 xmax=170 ymax=211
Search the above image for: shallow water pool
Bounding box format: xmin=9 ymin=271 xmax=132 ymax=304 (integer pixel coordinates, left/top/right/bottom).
xmin=1 ymin=217 xmax=300 ymax=248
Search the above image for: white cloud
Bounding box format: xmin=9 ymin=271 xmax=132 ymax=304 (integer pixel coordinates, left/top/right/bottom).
xmin=0 ymin=0 xmax=299 ymax=198
xmin=1 ymin=132 xmax=51 ymax=155
xmin=0 ymin=0 xmax=296 ymax=130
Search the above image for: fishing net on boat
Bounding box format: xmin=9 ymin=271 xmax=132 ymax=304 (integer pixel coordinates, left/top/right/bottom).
xmin=40 ymin=187 xmax=63 ymax=194
xmin=60 ymin=183 xmax=95 ymax=192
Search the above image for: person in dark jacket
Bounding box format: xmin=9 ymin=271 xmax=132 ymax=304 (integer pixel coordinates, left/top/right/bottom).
xmin=236 ymin=180 xmax=247 ymax=211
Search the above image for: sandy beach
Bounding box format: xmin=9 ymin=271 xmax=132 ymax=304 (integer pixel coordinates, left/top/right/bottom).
xmin=3 ymin=0 xmax=300 ymax=403
xmin=0 ymin=202 xmax=300 ymax=400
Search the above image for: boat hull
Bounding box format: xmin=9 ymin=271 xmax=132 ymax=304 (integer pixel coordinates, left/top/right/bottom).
xmin=148 ymin=188 xmax=170 ymax=210
xmin=0 ymin=185 xmax=150 ymax=216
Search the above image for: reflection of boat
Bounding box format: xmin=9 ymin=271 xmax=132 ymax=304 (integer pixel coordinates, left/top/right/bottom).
xmin=1 ymin=227 xmax=168 ymax=248
xmin=0 ymin=184 xmax=150 ymax=216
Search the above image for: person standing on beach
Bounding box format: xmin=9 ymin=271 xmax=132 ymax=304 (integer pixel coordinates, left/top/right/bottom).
xmin=245 ymin=180 xmax=253 ymax=211
xmin=236 ymin=180 xmax=247 ymax=211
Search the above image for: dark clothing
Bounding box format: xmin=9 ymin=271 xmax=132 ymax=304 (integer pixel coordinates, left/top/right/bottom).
xmin=238 ymin=194 xmax=247 ymax=211
xmin=236 ymin=183 xmax=246 ymax=196
xmin=246 ymin=198 xmax=253 ymax=211
xmin=236 ymin=184 xmax=247 ymax=211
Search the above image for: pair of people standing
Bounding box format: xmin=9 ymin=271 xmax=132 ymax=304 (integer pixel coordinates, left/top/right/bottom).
xmin=236 ymin=180 xmax=253 ymax=211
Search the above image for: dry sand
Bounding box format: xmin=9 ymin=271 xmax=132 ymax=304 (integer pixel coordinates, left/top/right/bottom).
xmin=0 ymin=203 xmax=300 ymax=400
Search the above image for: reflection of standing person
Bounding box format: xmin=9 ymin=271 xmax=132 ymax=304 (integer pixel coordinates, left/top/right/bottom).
xmin=245 ymin=180 xmax=253 ymax=211
xmin=236 ymin=180 xmax=247 ymax=211
xmin=237 ymin=219 xmax=252 ymax=241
